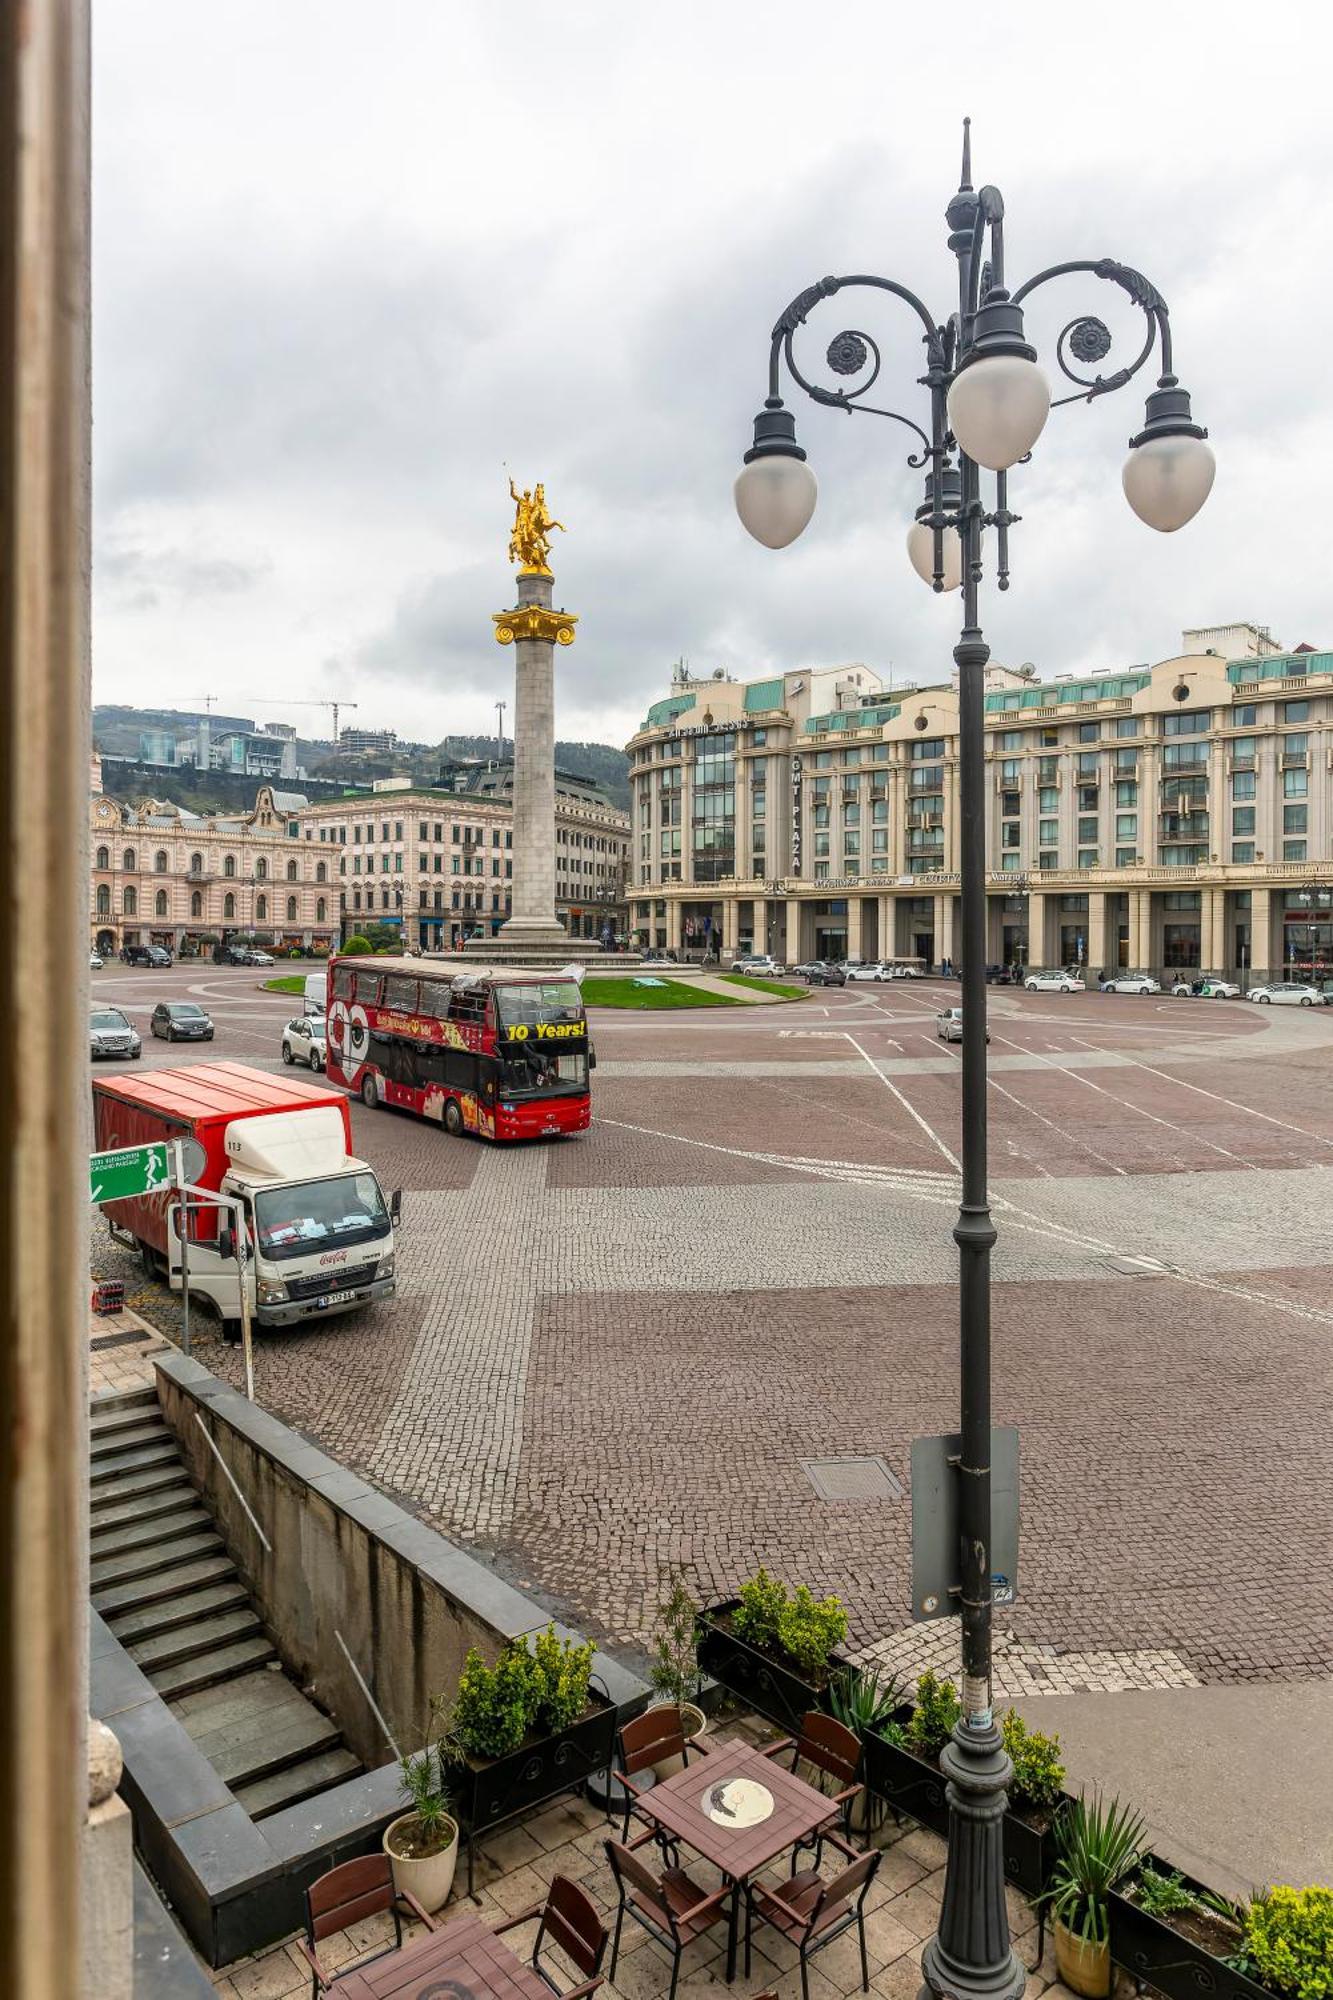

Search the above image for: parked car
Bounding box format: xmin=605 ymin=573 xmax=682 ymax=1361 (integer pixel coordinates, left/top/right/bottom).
xmin=1025 ymin=970 xmax=1085 ymax=993
xmin=120 ymin=943 xmax=172 ymax=967
xmin=641 ymin=950 xmax=678 ymax=965
xmin=1247 ymin=982 xmax=1321 ymax=1006
xmin=731 ymin=954 xmax=786 ymax=977
xmin=89 ymin=950 xmax=103 ymax=970
xmin=282 ymin=1015 xmax=327 ymax=1070
xmin=150 ymin=1000 xmax=214 ymax=1043
xmin=936 ymin=1007 xmax=989 ymax=1043
xmin=889 ymin=963 xmax=926 ymax=979
xmin=248 ymin=950 xmax=276 ymax=967
xmin=1099 ymin=974 xmax=1161 ymax=995
xmin=89 ymin=1007 xmax=141 ymax=1060
xmin=845 ymin=962 xmax=894 ymax=983
xmin=803 ymin=962 xmax=846 ymax=986
xmin=1195 ymin=978 xmax=1241 ymax=998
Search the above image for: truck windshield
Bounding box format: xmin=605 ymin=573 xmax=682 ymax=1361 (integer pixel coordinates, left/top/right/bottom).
xmin=253 ymin=1172 xmax=390 ymax=1263
xmin=498 ymin=1048 xmax=589 ymax=1099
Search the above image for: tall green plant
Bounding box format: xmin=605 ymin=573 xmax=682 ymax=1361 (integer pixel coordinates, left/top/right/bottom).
xmin=775 ymin=1587 xmax=848 ymax=1677
xmin=531 ymin=1625 xmax=595 ymax=1734
xmin=398 ymin=1742 xmax=454 ymax=1846
xmin=650 ymin=1570 xmax=702 ymax=1707
xmin=1001 ymin=1710 xmax=1066 ymax=1810
xmin=1041 ymin=1794 xmax=1146 ymax=1946
xmin=448 ymin=1643 xmax=539 ymax=1761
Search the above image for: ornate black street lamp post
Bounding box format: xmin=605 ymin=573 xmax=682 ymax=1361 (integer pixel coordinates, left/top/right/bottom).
xmin=733 ymin=123 xmax=1213 ymax=2000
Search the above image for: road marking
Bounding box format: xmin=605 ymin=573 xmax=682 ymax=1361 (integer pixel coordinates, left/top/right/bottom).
xmin=989 ymin=1031 xmax=1257 ymax=1171
xmin=842 ymin=1033 xmax=962 ymax=1174
xmin=1066 ymin=1037 xmax=1333 ymax=1157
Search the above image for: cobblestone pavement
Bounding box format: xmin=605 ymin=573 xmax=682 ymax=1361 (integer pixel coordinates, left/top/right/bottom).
xmin=92 ymin=965 xmax=1333 ymax=1687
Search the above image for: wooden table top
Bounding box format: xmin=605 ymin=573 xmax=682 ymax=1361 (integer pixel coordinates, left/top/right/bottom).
xmin=633 ymin=1737 xmax=835 ymax=1881
xmin=333 ymin=1910 xmax=551 ymax=2000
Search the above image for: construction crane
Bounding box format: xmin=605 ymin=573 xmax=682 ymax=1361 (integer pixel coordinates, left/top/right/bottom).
xmin=180 ymin=694 xmax=359 ymax=743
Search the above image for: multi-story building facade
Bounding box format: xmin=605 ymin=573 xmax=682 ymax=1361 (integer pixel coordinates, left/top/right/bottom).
xmin=626 ymin=629 xmax=1333 ymax=981
xmin=297 ymin=785 xmax=630 ymax=950
xmin=90 ymin=786 xmax=338 ymax=956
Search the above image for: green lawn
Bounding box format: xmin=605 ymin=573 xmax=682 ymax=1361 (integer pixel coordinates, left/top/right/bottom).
xmin=719 ymin=974 xmax=807 ymax=999
xmin=583 ymin=977 xmax=746 ymax=1010
xmin=262 ymin=974 xmax=307 ymax=995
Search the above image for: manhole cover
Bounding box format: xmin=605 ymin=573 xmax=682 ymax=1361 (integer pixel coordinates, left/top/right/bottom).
xmin=802 ymin=1456 xmax=903 ymax=1502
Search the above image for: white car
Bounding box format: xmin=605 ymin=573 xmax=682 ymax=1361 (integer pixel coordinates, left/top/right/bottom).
xmin=282 ymin=1015 xmax=328 ymax=1069
xmin=936 ymin=1007 xmax=989 ymax=1044
xmin=889 ymin=963 xmax=925 ymax=979
xmin=249 ymin=950 xmax=277 ymax=967
xmin=89 ymin=951 xmax=103 ymax=970
xmin=1100 ymin=974 xmax=1161 ymax=995
xmin=1025 ymin=971 xmax=1085 ymax=993
xmin=1247 ymin=983 xmax=1320 ymax=1007
xmin=845 ymin=962 xmax=894 ymax=982
xmin=1197 ymin=978 xmax=1241 ymax=999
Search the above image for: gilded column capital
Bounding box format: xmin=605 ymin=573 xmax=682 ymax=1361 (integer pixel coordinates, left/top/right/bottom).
xmin=493 ymin=606 xmax=579 ymax=647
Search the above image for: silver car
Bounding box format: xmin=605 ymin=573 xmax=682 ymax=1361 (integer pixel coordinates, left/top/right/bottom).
xmin=936 ymin=1007 xmax=989 ymax=1043
xmin=90 ymin=1006 xmax=141 ymax=1060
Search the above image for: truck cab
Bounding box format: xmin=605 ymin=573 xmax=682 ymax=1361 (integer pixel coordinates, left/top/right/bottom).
xmin=176 ymin=1107 xmax=398 ymax=1327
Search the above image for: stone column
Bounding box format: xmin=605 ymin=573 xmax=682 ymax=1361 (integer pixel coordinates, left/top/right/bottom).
xmin=1027 ymin=891 xmax=1047 ymax=969
xmin=665 ymin=899 xmax=682 ymax=951
xmin=493 ymin=570 xmax=577 ymax=947
xmin=847 ymin=896 xmax=864 ymax=962
xmin=2 ymin=2 xmax=93 ymax=1989
xmin=1087 ymin=891 xmax=1107 ymax=978
xmin=1251 ymin=886 xmax=1272 ymax=983
xmin=933 ymin=893 xmax=953 ymax=968
xmin=722 ymin=898 xmax=740 ymax=953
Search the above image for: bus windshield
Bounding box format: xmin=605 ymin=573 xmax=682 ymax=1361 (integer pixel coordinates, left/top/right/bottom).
xmin=253 ymin=1172 xmax=390 ymax=1263
xmin=499 ymin=1047 xmax=589 ymax=1099
xmin=494 ymin=980 xmax=584 ymax=1028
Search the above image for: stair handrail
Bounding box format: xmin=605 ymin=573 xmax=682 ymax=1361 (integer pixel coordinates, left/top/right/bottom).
xmin=192 ymin=1414 xmax=272 ymax=1553
xmin=333 ymin=1630 xmax=403 ymax=1763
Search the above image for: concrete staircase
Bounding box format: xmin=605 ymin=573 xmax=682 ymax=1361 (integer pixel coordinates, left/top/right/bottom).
xmin=90 ymin=1389 xmax=362 ymax=1819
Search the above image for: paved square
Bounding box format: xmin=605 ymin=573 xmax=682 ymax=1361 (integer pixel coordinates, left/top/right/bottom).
xmin=93 ymin=966 xmax=1333 ymax=1688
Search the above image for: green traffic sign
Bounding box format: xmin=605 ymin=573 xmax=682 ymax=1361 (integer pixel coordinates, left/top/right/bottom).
xmin=90 ymin=1142 xmax=172 ymax=1204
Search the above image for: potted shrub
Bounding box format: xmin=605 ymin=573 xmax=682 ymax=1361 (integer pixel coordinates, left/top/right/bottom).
xmin=1040 ymin=1792 xmax=1146 ymax=1998
xmin=442 ymin=1626 xmax=617 ymax=1900
xmin=1111 ymin=1867 xmax=1333 ymax=2000
xmin=827 ymin=1663 xmax=903 ymax=1832
xmin=861 ymin=1669 xmax=958 ymax=1839
xmin=696 ymin=1569 xmax=851 ymax=1731
xmin=647 ymin=1571 xmax=708 ymax=1777
xmin=999 ymin=1710 xmax=1069 ymax=1898
xmin=382 ymin=1733 xmax=459 ymax=1914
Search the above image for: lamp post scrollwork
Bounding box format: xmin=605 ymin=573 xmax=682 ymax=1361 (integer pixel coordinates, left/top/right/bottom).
xmin=732 ymin=120 xmax=1213 ymax=2000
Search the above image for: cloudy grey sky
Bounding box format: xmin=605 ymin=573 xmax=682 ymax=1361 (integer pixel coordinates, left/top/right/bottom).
xmin=92 ymin=2 xmax=1330 ymax=750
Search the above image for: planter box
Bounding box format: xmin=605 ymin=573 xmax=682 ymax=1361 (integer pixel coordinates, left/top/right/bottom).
xmin=695 ymin=1601 xmax=849 ymax=1733
xmin=1003 ymin=1796 xmax=1068 ymax=1900
xmin=454 ymin=1695 xmax=617 ymax=1897
xmin=862 ymin=1709 xmax=951 ymax=1839
xmin=864 ymin=1712 xmax=1069 ymax=1896
xmin=1110 ymin=1859 xmax=1268 ymax=2000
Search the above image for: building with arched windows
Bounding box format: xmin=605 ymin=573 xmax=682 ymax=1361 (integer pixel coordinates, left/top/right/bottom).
xmin=89 ymin=785 xmax=338 ymax=958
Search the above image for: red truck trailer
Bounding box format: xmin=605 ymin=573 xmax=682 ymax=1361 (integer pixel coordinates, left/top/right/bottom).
xmin=92 ymin=1062 xmax=398 ymax=1329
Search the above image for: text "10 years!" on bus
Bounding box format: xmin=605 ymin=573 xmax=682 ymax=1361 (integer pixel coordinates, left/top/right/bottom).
xmin=325 ymin=960 xmax=593 ymax=1144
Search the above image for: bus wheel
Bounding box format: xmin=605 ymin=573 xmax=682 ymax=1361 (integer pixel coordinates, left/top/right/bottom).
xmin=361 ymin=1072 xmax=379 ymax=1108
xmin=444 ymin=1099 xmax=464 ymax=1136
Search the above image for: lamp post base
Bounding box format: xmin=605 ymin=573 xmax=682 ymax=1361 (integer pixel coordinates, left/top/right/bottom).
xmin=918 ymin=1720 xmax=1027 ymax=2000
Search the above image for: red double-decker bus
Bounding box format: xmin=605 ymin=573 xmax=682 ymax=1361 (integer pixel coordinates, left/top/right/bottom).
xmin=325 ymin=956 xmax=592 ymax=1141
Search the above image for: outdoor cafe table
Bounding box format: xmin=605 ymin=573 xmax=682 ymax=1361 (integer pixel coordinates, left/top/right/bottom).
xmin=331 ymin=1908 xmax=553 ymax=2000
xmin=632 ymin=1735 xmax=844 ymax=1981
